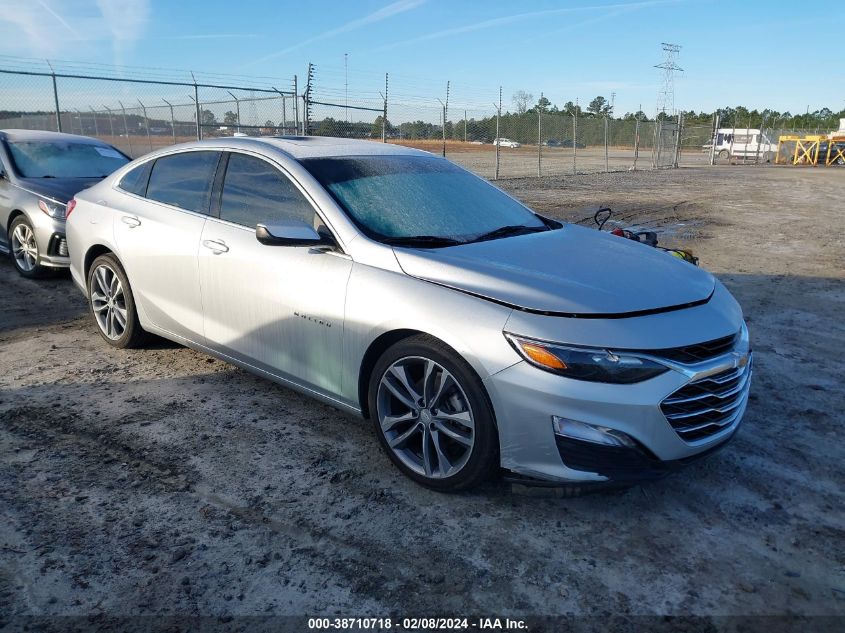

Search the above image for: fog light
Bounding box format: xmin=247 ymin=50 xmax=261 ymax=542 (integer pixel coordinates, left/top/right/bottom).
xmin=58 ymin=238 xmax=68 ymax=257
xmin=551 ymin=416 xmax=636 ymax=448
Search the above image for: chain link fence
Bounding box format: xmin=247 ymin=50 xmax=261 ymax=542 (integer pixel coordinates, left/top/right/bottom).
xmin=0 ymin=61 xmax=298 ymax=159
xmin=5 ymin=59 xmax=838 ymax=179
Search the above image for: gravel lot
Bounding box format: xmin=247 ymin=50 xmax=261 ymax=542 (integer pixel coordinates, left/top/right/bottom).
xmin=1 ymin=165 xmax=843 ymax=627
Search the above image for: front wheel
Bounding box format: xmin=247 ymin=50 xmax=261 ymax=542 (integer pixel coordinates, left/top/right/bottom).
xmin=87 ymin=253 xmax=149 ymax=348
xmin=9 ymin=216 xmax=48 ymax=278
xmin=369 ymin=335 xmax=498 ymax=491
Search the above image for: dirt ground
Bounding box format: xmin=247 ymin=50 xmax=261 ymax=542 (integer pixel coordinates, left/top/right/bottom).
xmin=1 ymin=165 xmax=843 ymax=628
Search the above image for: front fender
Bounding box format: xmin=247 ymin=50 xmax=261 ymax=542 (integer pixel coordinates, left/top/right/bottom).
xmin=342 ymin=262 xmax=517 ymax=407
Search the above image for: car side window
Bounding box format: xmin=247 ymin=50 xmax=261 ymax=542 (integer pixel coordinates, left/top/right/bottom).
xmin=118 ymin=161 xmax=152 ymax=196
xmin=219 ymin=153 xmax=316 ymax=228
xmin=146 ymin=151 xmax=219 ymax=214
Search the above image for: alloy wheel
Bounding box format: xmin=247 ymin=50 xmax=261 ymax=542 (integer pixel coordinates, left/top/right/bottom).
xmin=90 ymin=264 xmax=128 ymax=340
xmin=376 ymin=356 xmax=475 ymax=479
xmin=11 ymin=222 xmax=38 ymax=272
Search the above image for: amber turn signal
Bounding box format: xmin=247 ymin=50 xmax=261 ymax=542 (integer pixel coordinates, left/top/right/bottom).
xmin=518 ymin=342 xmax=567 ymax=371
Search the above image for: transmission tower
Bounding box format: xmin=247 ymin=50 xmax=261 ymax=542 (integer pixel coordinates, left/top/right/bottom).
xmin=654 ymin=42 xmax=682 ymax=117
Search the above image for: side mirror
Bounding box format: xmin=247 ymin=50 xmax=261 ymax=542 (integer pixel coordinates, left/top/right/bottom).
xmin=256 ymin=219 xmax=333 ymax=247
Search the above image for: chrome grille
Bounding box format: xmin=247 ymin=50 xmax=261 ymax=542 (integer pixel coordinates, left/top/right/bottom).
xmin=661 ymin=357 xmax=752 ymax=442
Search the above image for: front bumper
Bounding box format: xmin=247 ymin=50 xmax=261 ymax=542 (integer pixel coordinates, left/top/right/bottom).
xmin=30 ymin=211 xmax=70 ymax=268
xmin=484 ymin=349 xmax=751 ymax=485
xmin=40 ymin=232 xmax=70 ymax=267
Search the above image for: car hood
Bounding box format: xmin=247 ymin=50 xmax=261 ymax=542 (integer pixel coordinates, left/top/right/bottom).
xmin=18 ymin=177 xmax=104 ymax=203
xmin=393 ymin=224 xmax=716 ymax=317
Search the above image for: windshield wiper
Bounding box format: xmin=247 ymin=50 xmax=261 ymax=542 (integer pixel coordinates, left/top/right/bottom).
xmin=471 ymin=224 xmax=548 ymax=243
xmin=383 ymin=235 xmax=466 ymax=248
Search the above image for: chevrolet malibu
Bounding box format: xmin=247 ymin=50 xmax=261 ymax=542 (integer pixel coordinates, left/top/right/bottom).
xmin=66 ymin=137 xmax=751 ymax=491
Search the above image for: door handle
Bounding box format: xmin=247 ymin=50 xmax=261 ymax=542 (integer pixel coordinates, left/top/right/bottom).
xmin=121 ymin=215 xmax=141 ymax=228
xmin=202 ymin=239 xmax=229 ymax=254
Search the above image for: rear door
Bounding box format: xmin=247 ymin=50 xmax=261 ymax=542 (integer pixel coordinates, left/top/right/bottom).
xmin=198 ymin=151 xmax=352 ymax=396
xmin=0 ymin=148 xmax=13 ymax=249
xmin=114 ymin=150 xmax=221 ymax=343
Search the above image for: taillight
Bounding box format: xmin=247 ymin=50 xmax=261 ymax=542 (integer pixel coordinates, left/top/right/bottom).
xmin=66 ymin=198 xmax=77 ymax=218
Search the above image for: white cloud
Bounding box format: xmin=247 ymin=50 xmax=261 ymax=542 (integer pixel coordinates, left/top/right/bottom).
xmin=96 ymin=0 xmax=150 ymax=65
xmin=0 ymin=0 xmax=149 ymax=61
xmin=246 ymin=0 xmax=426 ymax=67
xmin=372 ymin=0 xmax=678 ymax=52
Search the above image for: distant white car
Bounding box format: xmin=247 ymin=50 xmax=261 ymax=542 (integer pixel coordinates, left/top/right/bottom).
xmin=710 ymin=129 xmax=776 ymax=162
xmin=493 ymin=138 xmax=520 ymax=148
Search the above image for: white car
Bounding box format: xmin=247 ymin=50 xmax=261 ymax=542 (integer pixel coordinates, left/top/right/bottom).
xmin=493 ymin=138 xmax=520 ymax=148
xmin=65 ymin=137 xmax=751 ymax=491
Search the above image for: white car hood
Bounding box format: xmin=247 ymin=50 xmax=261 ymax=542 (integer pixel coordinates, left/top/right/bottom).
xmin=393 ymin=224 xmax=715 ymax=317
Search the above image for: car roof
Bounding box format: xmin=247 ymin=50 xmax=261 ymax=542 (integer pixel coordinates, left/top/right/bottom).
xmin=183 ymin=135 xmax=434 ymax=160
xmin=0 ymin=129 xmax=119 ymax=145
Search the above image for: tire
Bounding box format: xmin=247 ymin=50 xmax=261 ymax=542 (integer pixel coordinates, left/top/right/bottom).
xmin=9 ymin=216 xmax=48 ymax=278
xmin=368 ymin=334 xmax=498 ymax=491
xmin=718 ymin=149 xmax=729 ymax=160
xmin=87 ymin=253 xmax=149 ymax=349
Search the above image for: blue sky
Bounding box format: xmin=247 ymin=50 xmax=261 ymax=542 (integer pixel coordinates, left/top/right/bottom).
xmin=1 ymin=0 xmax=844 ymax=116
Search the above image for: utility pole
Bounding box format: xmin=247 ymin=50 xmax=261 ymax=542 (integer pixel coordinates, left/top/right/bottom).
xmin=163 ymin=99 xmax=176 ymax=144
xmin=226 ymin=91 xmax=241 ymax=134
xmin=191 ymin=72 xmax=201 ymax=141
xmin=118 ymin=100 xmax=132 ymax=156
xmin=47 ymin=60 xmax=62 ymax=132
xmin=138 ymin=100 xmax=152 ymax=151
xmin=293 ymin=75 xmax=299 ymax=134
xmin=379 ymin=73 xmax=388 ymax=143
xmin=538 ymin=92 xmax=542 ymax=177
xmin=89 ymin=106 xmax=99 ymax=137
xmin=573 ymin=98 xmax=578 ymax=175
xmin=304 ymin=64 xmax=314 ymax=136
xmin=494 ymin=86 xmax=502 ymax=180
xmin=102 ymin=105 xmax=115 ymax=139
xmin=437 ymin=98 xmax=446 ymax=157
xmin=344 ymin=53 xmax=349 ymax=124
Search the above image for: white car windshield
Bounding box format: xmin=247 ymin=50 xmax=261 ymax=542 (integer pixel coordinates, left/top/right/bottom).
xmin=301 ymin=155 xmax=550 ymax=245
xmin=7 ymin=140 xmax=129 ymax=178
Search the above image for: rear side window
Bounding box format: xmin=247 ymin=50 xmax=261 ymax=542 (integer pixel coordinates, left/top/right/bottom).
xmin=146 ymin=151 xmax=219 ymax=214
xmin=118 ymin=162 xmax=152 ymax=196
xmin=219 ymin=153 xmax=315 ymax=228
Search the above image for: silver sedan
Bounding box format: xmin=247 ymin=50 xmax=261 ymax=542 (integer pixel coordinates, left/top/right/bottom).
xmin=0 ymin=129 xmax=129 ymax=277
xmin=66 ymin=137 xmax=751 ymax=491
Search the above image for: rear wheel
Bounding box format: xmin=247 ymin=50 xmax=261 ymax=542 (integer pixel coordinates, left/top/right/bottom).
xmin=87 ymin=253 xmax=149 ymax=348
xmin=9 ymin=216 xmax=48 ymax=278
xmin=369 ymin=335 xmax=498 ymax=491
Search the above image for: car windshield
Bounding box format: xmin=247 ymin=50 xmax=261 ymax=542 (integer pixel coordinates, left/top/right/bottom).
xmin=6 ymin=140 xmax=129 ymax=178
xmin=300 ymin=155 xmax=548 ymax=244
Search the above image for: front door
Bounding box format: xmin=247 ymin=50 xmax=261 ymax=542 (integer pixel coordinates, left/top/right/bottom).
xmin=198 ymin=152 xmax=352 ymax=396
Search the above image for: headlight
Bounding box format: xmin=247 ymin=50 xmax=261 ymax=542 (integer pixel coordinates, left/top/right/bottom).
xmin=505 ymin=333 xmax=669 ymax=384
xmin=38 ymin=199 xmax=66 ymax=219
